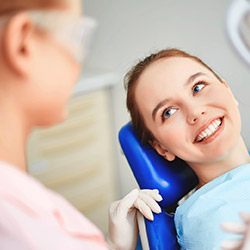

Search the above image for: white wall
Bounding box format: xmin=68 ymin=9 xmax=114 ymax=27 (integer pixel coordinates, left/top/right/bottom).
xmin=84 ymin=0 xmax=250 ymax=196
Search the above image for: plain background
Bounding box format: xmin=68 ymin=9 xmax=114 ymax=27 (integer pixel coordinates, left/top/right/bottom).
xmin=84 ymin=0 xmax=250 ymax=196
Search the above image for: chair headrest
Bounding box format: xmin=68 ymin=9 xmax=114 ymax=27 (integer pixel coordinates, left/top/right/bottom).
xmin=119 ymin=122 xmax=198 ymax=208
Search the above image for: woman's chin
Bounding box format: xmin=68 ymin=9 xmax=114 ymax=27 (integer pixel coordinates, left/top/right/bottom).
xmin=37 ymin=110 xmax=68 ymax=128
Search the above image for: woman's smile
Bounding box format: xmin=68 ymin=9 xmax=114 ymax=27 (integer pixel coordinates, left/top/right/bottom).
xmin=193 ymin=116 xmax=225 ymax=145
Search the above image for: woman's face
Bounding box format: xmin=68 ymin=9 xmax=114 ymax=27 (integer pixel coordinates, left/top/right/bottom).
xmin=0 ymin=1 xmax=86 ymax=128
xmin=27 ymin=2 xmax=83 ymax=126
xmin=135 ymin=57 xmax=241 ymax=165
xmin=28 ymin=27 xmax=80 ymax=125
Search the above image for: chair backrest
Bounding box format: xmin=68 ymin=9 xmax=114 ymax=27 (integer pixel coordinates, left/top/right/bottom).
xmin=119 ymin=123 xmax=198 ymax=250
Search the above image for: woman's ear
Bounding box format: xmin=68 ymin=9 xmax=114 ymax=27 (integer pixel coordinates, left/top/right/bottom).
xmin=150 ymin=140 xmax=176 ymax=161
xmin=2 ymin=12 xmax=34 ymax=77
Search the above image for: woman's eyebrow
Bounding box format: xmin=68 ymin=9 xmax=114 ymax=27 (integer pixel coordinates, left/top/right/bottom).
xmin=185 ymin=72 xmax=206 ymax=87
xmin=152 ymin=98 xmax=170 ymax=121
xmin=151 ymin=72 xmax=206 ymax=121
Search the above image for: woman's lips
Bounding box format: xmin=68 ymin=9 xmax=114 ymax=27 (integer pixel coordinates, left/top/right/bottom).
xmin=194 ymin=117 xmax=224 ymax=144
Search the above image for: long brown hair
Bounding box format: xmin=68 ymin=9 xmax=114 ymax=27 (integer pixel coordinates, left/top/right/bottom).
xmin=125 ymin=48 xmax=223 ymax=144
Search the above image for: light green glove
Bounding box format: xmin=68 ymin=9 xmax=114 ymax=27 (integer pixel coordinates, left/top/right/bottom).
xmin=221 ymin=212 xmax=250 ymax=250
xmin=108 ymin=189 xmax=162 ymax=250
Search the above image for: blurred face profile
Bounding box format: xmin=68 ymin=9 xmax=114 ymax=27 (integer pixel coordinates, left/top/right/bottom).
xmin=135 ymin=57 xmax=241 ymax=165
xmin=24 ymin=1 xmax=87 ymax=126
xmin=0 ymin=0 xmax=97 ymax=129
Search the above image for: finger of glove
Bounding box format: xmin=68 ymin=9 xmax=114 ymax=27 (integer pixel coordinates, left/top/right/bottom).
xmin=221 ymin=222 xmax=246 ymax=234
xmin=221 ymin=240 xmax=242 ymax=250
xmin=140 ymin=189 xmax=163 ymax=202
xmin=138 ymin=192 xmax=162 ymax=213
xmin=134 ymin=198 xmax=154 ymax=221
xmin=114 ymin=189 xmax=139 ymax=218
xmin=109 ymin=200 xmax=121 ymax=214
xmin=240 ymin=212 xmax=250 ymax=224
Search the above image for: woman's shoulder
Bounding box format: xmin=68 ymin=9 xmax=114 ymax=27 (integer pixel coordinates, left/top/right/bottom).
xmin=175 ymin=162 xmax=250 ymax=219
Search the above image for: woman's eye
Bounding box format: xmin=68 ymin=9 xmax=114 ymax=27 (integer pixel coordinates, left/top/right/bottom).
xmin=193 ymin=81 xmax=206 ymax=94
xmin=162 ymin=107 xmax=178 ymax=120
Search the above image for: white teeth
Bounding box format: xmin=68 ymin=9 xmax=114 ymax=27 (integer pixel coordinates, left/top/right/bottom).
xmin=201 ymin=131 xmax=207 ymax=138
xmin=196 ymin=118 xmax=222 ymax=142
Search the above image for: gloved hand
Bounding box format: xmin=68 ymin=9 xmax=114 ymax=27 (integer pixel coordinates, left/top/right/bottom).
xmin=221 ymin=212 xmax=250 ymax=250
xmin=107 ymin=188 xmax=163 ymax=250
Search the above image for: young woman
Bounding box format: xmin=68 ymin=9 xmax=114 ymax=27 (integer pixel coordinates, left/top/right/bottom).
xmin=0 ymin=1 xmax=162 ymax=249
xmin=125 ymin=48 xmax=250 ymax=249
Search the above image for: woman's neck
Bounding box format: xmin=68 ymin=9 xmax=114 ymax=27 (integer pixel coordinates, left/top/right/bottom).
xmin=0 ymin=99 xmax=30 ymax=172
xmin=189 ymin=136 xmax=250 ymax=187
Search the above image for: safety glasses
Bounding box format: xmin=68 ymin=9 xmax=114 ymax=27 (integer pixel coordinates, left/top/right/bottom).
xmin=0 ymin=10 xmax=97 ymax=63
xmin=28 ymin=10 xmax=97 ymax=63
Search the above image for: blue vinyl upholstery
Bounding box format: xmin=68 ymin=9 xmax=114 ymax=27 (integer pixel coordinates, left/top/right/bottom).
xmin=119 ymin=123 xmax=198 ymax=250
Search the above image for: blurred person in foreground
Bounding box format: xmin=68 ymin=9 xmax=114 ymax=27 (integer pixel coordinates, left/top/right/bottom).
xmin=0 ymin=1 xmax=161 ymax=249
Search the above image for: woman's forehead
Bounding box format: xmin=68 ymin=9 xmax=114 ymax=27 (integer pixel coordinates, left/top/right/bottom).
xmin=135 ymin=57 xmax=214 ymax=109
xmin=66 ymin=0 xmax=82 ymax=15
xmin=50 ymin=0 xmax=83 ymax=15
xmin=139 ymin=57 xmax=211 ymax=84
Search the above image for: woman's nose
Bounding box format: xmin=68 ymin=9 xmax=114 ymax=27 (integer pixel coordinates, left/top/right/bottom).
xmin=187 ymin=110 xmax=206 ymax=125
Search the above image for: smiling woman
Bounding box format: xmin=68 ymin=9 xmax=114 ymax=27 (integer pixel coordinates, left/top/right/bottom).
xmin=125 ymin=48 xmax=250 ymax=249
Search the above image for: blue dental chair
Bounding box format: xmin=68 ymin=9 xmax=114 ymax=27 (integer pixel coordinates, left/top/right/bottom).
xmin=119 ymin=123 xmax=199 ymax=250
